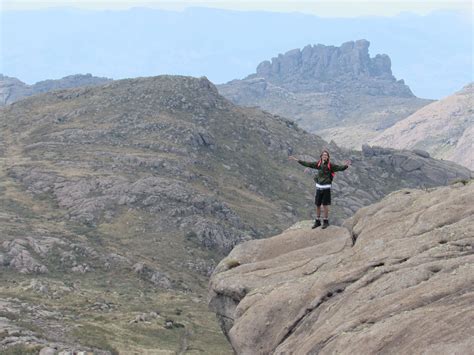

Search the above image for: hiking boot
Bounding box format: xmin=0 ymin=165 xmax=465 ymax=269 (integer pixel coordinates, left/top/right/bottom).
xmin=322 ymin=220 xmax=329 ymax=229
xmin=312 ymin=219 xmax=321 ymax=229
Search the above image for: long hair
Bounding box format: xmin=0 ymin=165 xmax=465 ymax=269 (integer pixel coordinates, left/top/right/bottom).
xmin=318 ymin=150 xmax=335 ymax=178
xmin=320 ymin=150 xmax=330 ymax=160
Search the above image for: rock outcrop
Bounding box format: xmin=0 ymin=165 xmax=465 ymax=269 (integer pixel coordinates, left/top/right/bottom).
xmin=0 ymin=73 xmax=112 ymax=106
xmin=370 ymin=83 xmax=474 ymax=170
xmin=0 ymin=298 xmax=113 ymax=354
xmin=209 ymin=182 xmax=474 ymax=354
xmin=218 ymin=40 xmax=432 ymax=149
xmin=251 ymin=39 xmax=412 ymax=97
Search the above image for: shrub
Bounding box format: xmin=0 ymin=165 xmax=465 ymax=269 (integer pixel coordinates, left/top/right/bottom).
xmin=224 ymin=259 xmax=241 ymax=269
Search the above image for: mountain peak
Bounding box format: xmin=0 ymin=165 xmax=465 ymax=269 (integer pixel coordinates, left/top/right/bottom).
xmin=86 ymin=75 xmax=228 ymax=115
xmin=248 ymin=40 xmax=413 ymax=97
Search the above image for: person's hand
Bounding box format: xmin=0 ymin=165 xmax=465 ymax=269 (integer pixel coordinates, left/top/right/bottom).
xmin=288 ymin=156 xmax=299 ymax=161
xmin=344 ymin=159 xmax=352 ymax=166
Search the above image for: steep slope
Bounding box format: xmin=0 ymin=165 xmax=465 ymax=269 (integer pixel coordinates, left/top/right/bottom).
xmin=370 ymin=83 xmax=473 ymax=170
xmin=0 ymin=75 xmax=469 ymax=353
xmin=218 ymin=40 xmax=432 ymax=149
xmin=0 ymin=74 xmax=112 ymax=106
xmin=209 ymin=181 xmax=474 ymax=354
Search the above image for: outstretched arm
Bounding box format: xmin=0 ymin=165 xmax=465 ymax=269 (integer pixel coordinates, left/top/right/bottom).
xmin=331 ymin=159 xmax=352 ymax=172
xmin=289 ymin=156 xmax=319 ymax=169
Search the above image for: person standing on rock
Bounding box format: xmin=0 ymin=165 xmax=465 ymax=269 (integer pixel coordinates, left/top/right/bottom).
xmin=289 ymin=150 xmax=351 ymax=229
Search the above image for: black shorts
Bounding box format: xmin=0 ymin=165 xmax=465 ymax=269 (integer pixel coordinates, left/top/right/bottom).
xmin=315 ymin=188 xmax=331 ymax=206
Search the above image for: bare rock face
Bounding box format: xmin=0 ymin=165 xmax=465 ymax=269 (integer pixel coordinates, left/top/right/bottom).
xmin=370 ymin=83 xmax=474 ymax=170
xmin=252 ymin=40 xmax=412 ymax=97
xmin=209 ymin=182 xmax=474 ymax=354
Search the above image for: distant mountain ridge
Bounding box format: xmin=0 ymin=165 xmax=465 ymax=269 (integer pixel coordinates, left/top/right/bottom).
xmin=0 ymin=73 xmax=112 ymax=106
xmin=370 ymin=83 xmax=474 ymax=170
xmin=218 ymin=40 xmax=432 ymax=149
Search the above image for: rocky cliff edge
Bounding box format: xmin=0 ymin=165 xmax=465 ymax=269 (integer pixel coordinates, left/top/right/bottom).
xmin=209 ymin=181 xmax=474 ymax=354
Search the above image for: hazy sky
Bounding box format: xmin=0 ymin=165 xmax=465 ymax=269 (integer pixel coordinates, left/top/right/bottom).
xmin=2 ymin=1 xmax=472 ymax=98
xmin=2 ymin=0 xmax=472 ymax=17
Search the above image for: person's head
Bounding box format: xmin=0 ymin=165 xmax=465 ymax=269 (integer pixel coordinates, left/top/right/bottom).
xmin=320 ymin=150 xmax=330 ymax=162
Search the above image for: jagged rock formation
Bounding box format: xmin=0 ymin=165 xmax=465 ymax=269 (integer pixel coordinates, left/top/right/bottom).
xmin=209 ymin=182 xmax=474 ymax=354
xmin=0 ymin=75 xmax=470 ymax=353
xmin=370 ymin=83 xmax=473 ymax=170
xmin=218 ymin=40 xmax=432 ymax=149
xmin=0 ymin=73 xmax=112 ymax=106
xmin=252 ymin=39 xmax=412 ymax=96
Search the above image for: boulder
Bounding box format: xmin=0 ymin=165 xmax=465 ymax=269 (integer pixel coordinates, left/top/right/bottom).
xmin=413 ymin=149 xmax=430 ymax=158
xmin=3 ymin=239 xmax=48 ymax=274
xmin=132 ymin=262 xmax=173 ymax=289
xmin=39 ymin=347 xmax=57 ymax=355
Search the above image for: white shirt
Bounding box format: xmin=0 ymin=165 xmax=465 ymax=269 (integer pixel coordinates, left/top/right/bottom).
xmin=316 ymin=183 xmax=332 ymax=189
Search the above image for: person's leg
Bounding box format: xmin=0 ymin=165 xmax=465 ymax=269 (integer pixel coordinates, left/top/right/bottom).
xmin=312 ymin=205 xmax=321 ymax=228
xmin=322 ymin=190 xmax=331 ymax=229
xmin=313 ymin=190 xmax=322 ymax=228
xmin=323 ymin=205 xmax=329 ymax=219
xmin=322 ymin=205 xmax=329 ymax=229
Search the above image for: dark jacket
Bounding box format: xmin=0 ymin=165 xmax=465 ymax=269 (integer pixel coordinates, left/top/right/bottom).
xmin=297 ymin=159 xmax=348 ymax=185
